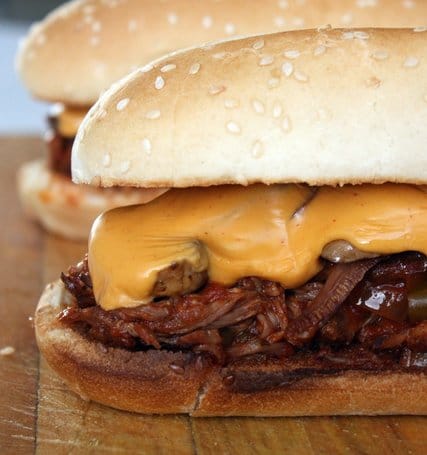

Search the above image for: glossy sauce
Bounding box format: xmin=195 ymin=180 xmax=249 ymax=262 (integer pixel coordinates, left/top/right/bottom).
xmin=89 ymin=184 xmax=427 ymax=310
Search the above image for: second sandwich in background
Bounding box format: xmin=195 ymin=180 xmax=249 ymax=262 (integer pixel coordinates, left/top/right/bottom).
xmin=36 ymin=28 xmax=427 ymax=415
xmin=15 ymin=0 xmax=427 ymax=239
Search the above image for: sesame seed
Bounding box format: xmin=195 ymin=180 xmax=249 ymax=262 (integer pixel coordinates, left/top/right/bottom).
xmin=252 ymin=39 xmax=265 ymax=50
xmin=282 ymin=61 xmax=293 ymax=77
xmin=202 ymin=15 xmax=213 ymax=29
xmin=83 ymin=5 xmax=96 ymax=15
xmin=403 ymin=0 xmax=415 ymax=8
xmin=140 ymin=64 xmax=153 ymax=73
xmin=342 ymin=31 xmax=354 ymax=40
xmin=294 ymin=70 xmax=309 ymax=82
xmin=155 ymin=76 xmax=165 ymax=90
xmin=283 ymin=50 xmax=300 ymax=59
xmin=226 ymin=121 xmax=241 ymax=134
xmin=314 ymin=45 xmax=326 ymax=56
xmin=120 ymin=161 xmax=131 ymax=174
xmin=371 ymin=50 xmax=389 ymax=61
xmin=189 ymin=63 xmax=201 ymax=75
xmin=268 ymin=77 xmax=280 ymax=88
xmin=356 ymin=0 xmax=378 ymax=7
xmin=142 ymin=138 xmax=152 ymax=153
xmin=225 ymin=23 xmax=236 ymax=35
xmin=90 ymin=36 xmax=100 ymax=46
xmin=259 ymin=55 xmax=274 ymax=66
xmin=414 ymin=26 xmax=427 ymax=32
xmin=424 ymin=94 xmax=427 ymax=103
xmin=278 ymin=0 xmax=289 ymax=8
xmin=209 ymin=85 xmax=226 ymax=95
xmin=354 ymin=31 xmax=370 ymax=40
xmin=161 ymin=63 xmax=176 ymax=73
xmin=251 ymin=140 xmax=264 ymax=158
xmin=167 ymin=12 xmax=178 ymax=25
xmin=128 ymin=19 xmax=138 ymax=32
xmin=35 ymin=34 xmax=46 ymax=46
xmin=213 ymin=52 xmax=227 ymax=60
xmin=317 ymin=24 xmax=332 ymax=32
xmin=292 ymin=17 xmax=305 ymax=27
xmin=224 ymin=98 xmax=239 ymax=109
xmin=102 ymin=153 xmax=111 ymax=167
xmin=273 ymin=102 xmax=283 ymax=118
xmin=0 ymin=346 xmax=15 ymax=356
xmin=252 ymin=99 xmax=265 ymax=114
xmin=145 ymin=109 xmax=161 ymax=119
xmin=404 ymin=57 xmax=419 ymax=68
xmin=92 ymin=21 xmax=101 ymax=32
xmin=116 ymin=98 xmax=129 ymax=111
xmin=282 ymin=116 xmax=292 ymax=133
xmin=274 ymin=16 xmax=286 ymax=27
xmin=94 ymin=63 xmax=107 ymax=78
xmin=105 ymin=0 xmax=119 ymax=7
xmin=341 ymin=13 xmax=353 ymax=25
xmin=96 ymin=109 xmax=107 ymax=120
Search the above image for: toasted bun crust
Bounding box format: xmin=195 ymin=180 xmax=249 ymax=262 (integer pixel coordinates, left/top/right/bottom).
xmin=18 ymin=159 xmax=166 ymax=240
xmin=36 ymin=280 xmax=427 ymax=416
xmin=73 ymin=28 xmax=427 ymax=188
xmin=16 ymin=0 xmax=427 ymax=105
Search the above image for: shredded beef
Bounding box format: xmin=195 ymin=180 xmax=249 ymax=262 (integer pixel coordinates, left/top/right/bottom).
xmin=59 ymin=253 xmax=427 ymax=387
xmin=46 ymin=114 xmax=74 ymax=177
xmin=285 ymin=259 xmax=380 ymax=346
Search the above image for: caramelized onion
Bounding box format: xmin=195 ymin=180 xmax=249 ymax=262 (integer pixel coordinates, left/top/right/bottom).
xmin=321 ymin=240 xmax=379 ymax=263
xmin=408 ymin=287 xmax=427 ymax=323
xmin=355 ymin=283 xmax=408 ymax=322
xmin=286 ymin=258 xmax=379 ymax=346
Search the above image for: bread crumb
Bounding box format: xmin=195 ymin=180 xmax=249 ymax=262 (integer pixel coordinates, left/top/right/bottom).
xmin=0 ymin=346 xmax=15 ymax=356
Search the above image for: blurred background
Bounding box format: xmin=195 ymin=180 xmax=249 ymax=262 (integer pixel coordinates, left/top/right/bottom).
xmin=0 ymin=0 xmax=66 ymax=134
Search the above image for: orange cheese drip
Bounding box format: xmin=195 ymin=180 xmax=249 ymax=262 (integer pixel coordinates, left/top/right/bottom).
xmin=89 ymin=184 xmax=427 ymax=310
xmin=55 ymin=105 xmax=89 ymax=137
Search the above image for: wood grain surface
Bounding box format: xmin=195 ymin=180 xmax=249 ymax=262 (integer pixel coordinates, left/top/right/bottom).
xmin=0 ymin=137 xmax=426 ymax=455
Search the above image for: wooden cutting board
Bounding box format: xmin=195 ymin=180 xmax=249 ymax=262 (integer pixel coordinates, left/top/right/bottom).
xmin=0 ymin=136 xmax=426 ymax=454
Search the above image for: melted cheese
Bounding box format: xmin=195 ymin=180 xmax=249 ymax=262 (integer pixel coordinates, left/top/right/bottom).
xmin=55 ymin=105 xmax=89 ymax=137
xmin=89 ymin=184 xmax=427 ymax=310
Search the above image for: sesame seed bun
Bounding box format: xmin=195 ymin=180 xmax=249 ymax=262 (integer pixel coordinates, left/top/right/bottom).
xmin=18 ymin=159 xmax=166 ymax=240
xmin=73 ymin=28 xmax=427 ymax=188
xmin=36 ymin=280 xmax=427 ymax=415
xmin=16 ymin=0 xmax=427 ymax=105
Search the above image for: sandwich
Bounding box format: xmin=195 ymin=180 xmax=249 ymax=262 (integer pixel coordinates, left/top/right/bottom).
xmin=15 ymin=0 xmax=427 ymax=239
xmin=36 ymin=28 xmax=427 ymax=416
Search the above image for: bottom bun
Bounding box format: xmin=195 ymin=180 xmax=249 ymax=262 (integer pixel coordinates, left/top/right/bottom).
xmin=36 ymin=281 xmax=427 ymax=416
xmin=18 ymin=159 xmax=166 ymax=240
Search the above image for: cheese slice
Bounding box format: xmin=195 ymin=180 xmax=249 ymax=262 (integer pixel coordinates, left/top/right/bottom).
xmin=89 ymin=184 xmax=427 ymax=310
xmin=54 ymin=105 xmax=89 ymax=138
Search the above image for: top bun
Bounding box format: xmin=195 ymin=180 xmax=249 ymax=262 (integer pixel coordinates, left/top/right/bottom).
xmin=72 ymin=28 xmax=427 ymax=188
xmin=16 ymin=0 xmax=427 ymax=105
